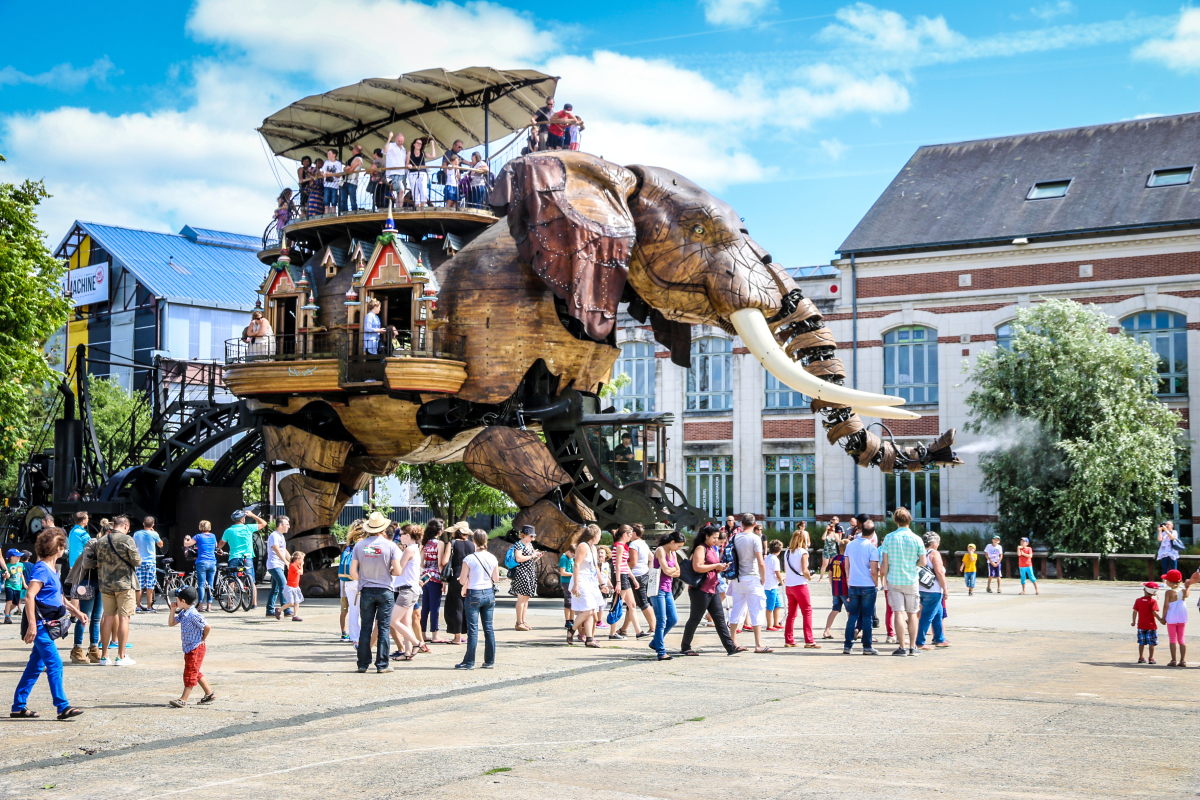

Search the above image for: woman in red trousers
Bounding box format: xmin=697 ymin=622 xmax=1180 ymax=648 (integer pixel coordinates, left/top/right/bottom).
xmin=782 ymin=528 xmax=819 ymax=648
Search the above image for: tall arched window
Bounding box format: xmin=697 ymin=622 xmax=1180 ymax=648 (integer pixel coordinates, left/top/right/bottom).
xmin=687 ymin=337 xmax=733 ymax=410
xmin=883 ymin=326 xmax=938 ymax=404
xmin=612 ymin=341 xmax=656 ymax=412
xmin=1121 ymin=312 xmax=1188 ymax=396
xmin=885 ymin=468 xmax=941 ymax=532
xmin=996 ymin=322 xmax=1014 ymax=350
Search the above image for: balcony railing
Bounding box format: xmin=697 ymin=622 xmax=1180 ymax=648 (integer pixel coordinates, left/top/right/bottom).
xmin=225 ymin=328 xmax=465 ymax=366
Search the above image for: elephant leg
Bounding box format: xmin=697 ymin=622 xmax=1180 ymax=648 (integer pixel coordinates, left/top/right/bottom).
xmin=769 ymin=289 xmax=962 ymax=471
xmin=464 ymin=427 xmax=581 ymax=596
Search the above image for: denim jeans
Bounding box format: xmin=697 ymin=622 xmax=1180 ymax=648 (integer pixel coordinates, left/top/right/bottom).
xmin=649 ymin=589 xmax=678 ymax=655
xmin=13 ymin=624 xmax=70 ymax=713
xmin=463 ymin=588 xmax=496 ymax=667
xmin=229 ymin=557 xmax=254 ymax=592
xmin=72 ymin=592 xmax=102 ymax=647
xmin=916 ymin=590 xmax=945 ymax=646
xmin=323 ymin=186 xmax=338 ymax=208
xmin=267 ymin=567 xmax=287 ymax=613
xmin=339 ymin=182 xmax=358 ymax=212
xmin=195 ymin=561 xmax=217 ymax=606
xmin=421 ymin=580 xmax=443 ymax=633
xmin=844 ymin=585 xmax=878 ymax=650
xmin=357 ymin=587 xmax=394 ymax=670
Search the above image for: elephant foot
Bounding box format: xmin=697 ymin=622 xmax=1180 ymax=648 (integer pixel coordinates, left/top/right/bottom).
xmin=511 ymin=500 xmax=582 ymax=555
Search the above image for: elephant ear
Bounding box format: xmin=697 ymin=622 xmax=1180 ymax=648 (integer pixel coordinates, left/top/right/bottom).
xmin=489 ymin=153 xmax=637 ymax=340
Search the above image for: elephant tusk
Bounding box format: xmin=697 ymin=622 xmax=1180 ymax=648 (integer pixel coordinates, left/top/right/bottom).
xmin=851 ymin=405 xmax=922 ymax=420
xmin=729 ymin=308 xmax=906 ymax=407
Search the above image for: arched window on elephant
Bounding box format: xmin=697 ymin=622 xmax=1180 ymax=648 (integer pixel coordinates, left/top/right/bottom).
xmin=1121 ymin=312 xmax=1188 ymax=396
xmin=687 ymin=337 xmax=733 ymax=411
xmin=883 ymin=326 xmax=938 ymax=405
xmin=612 ymin=341 xmax=656 ymax=412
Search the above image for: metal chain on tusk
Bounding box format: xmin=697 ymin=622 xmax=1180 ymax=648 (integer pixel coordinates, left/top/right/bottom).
xmin=766 ymin=289 xmax=960 ymax=473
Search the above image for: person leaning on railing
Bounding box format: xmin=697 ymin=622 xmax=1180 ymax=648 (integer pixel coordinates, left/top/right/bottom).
xmin=363 ymin=299 xmax=382 ymax=355
xmin=296 ymin=156 xmax=312 ymax=217
xmin=245 ymin=309 xmax=275 ymax=359
xmin=341 ymin=145 xmax=365 ymax=214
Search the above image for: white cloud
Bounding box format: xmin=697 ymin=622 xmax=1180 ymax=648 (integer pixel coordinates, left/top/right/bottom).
xmin=187 ymin=0 xmax=559 ymax=85
xmin=1134 ymin=8 xmax=1200 ymax=72
xmin=700 ymin=0 xmax=773 ymax=26
xmin=1029 ymin=1 xmax=1074 ymax=22
xmin=819 ymin=3 xmax=1170 ymax=70
xmin=0 ymin=57 xmax=118 ymax=90
xmin=820 ymin=138 xmax=847 ymax=160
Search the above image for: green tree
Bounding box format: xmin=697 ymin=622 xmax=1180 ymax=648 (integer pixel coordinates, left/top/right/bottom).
xmin=89 ymin=377 xmax=154 ymax=470
xmin=0 ymin=157 xmax=70 ymax=462
xmin=391 ymin=462 xmax=516 ymax=522
xmin=965 ymin=299 xmax=1184 ymax=554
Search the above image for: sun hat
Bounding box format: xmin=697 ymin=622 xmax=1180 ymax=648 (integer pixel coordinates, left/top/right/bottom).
xmin=363 ymin=511 xmax=390 ymax=535
xmin=1162 ymin=569 xmax=1184 ymax=584
xmin=446 ymin=520 xmax=471 ymax=536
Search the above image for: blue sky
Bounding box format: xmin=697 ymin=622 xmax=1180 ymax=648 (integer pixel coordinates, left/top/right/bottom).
xmin=1 ymin=0 xmax=1198 ymax=267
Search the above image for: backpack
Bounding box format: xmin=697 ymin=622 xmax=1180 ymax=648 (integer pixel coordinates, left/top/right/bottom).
xmin=337 ymin=548 xmax=353 ymax=581
xmin=504 ymin=545 xmax=518 ymax=570
xmin=722 ymin=535 xmax=741 ymax=581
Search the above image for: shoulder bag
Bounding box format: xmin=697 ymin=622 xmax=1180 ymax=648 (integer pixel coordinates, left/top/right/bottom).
xmin=785 ymin=550 xmax=806 ymax=578
xmin=676 ymin=548 xmax=704 ymax=588
xmin=917 ymin=551 xmax=937 ymax=589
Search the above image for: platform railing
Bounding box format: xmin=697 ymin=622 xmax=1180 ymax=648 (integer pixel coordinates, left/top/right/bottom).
xmin=261 ymin=130 xmax=534 ymax=250
xmin=225 ymin=328 xmax=465 ymax=366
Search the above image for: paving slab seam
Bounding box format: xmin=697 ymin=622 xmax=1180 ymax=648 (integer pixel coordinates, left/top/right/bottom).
xmin=3 ymin=656 xmax=642 ymax=775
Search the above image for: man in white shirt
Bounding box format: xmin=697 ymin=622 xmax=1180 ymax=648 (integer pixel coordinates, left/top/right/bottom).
xmin=322 ymin=149 xmax=343 ymax=214
xmin=619 ymin=524 xmax=656 ymax=638
xmin=384 ymin=132 xmax=407 ymax=202
xmin=729 ymin=513 xmax=771 ymax=653
xmin=843 ymin=528 xmax=880 ymax=655
xmin=265 ymin=517 xmax=291 ymax=620
xmin=350 ymin=512 xmax=402 ymax=673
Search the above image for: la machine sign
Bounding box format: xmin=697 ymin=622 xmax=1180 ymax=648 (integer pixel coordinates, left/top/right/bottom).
xmin=62 ymin=264 xmax=109 ymax=307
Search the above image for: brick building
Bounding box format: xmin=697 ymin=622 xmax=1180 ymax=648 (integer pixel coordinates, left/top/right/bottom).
xmin=612 ymin=111 xmax=1199 ymax=537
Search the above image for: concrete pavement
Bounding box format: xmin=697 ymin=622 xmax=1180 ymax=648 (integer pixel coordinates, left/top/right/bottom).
xmin=0 ymin=579 xmax=1196 ymax=799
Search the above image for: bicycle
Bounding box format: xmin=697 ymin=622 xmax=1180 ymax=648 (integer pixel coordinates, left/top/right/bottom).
xmin=156 ymin=558 xmax=187 ymax=602
xmin=214 ymin=562 xmax=254 ymax=613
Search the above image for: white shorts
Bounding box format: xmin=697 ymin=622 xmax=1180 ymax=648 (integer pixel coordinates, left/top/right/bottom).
xmin=570 ymin=580 xmax=604 ymax=613
xmin=728 ymin=577 xmax=767 ymax=629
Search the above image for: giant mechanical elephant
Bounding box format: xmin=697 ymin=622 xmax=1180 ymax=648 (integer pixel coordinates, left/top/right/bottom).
xmin=252 ymin=151 xmax=959 ymax=595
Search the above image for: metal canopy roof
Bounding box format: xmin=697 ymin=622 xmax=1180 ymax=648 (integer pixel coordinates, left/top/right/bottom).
xmin=258 ymin=67 xmax=558 ymax=163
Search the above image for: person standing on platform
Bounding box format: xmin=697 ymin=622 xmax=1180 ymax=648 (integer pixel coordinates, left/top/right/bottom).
xmin=221 ymin=509 xmax=266 ymax=609
xmin=385 ymin=132 xmax=407 ymax=199
xmin=531 ymin=97 xmax=554 ymax=151
xmin=342 ymin=144 xmax=364 ymax=213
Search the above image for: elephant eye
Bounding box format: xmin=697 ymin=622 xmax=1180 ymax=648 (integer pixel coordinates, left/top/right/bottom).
xmin=691 ymin=225 xmax=705 ymax=235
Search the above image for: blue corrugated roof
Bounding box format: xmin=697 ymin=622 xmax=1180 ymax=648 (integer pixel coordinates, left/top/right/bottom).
xmin=74 ymin=221 xmax=265 ymax=308
xmin=178 ymin=225 xmax=260 ymax=251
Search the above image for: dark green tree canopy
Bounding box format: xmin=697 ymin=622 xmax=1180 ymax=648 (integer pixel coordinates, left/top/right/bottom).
xmin=391 ymin=462 xmax=516 ymax=522
xmin=966 ymin=299 xmax=1183 ymax=553
xmin=0 ymin=158 xmax=70 ymax=462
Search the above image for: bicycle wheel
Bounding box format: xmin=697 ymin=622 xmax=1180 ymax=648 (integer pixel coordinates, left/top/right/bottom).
xmin=215 ymin=576 xmax=240 ymax=613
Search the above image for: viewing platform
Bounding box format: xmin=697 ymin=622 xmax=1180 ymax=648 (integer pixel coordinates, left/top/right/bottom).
xmin=222 ymin=329 xmax=467 ymax=397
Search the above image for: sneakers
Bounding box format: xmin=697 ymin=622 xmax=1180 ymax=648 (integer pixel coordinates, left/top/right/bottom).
xmin=862 ymin=648 xmax=880 ymax=655
xmin=340 ymin=632 xmax=350 ymax=641
xmin=115 ymin=656 xmax=136 ymax=666
xmin=377 ymin=667 xmax=392 ymax=673
xmin=636 ymin=631 xmax=651 ymax=639
xmin=843 ymin=647 xmax=853 ymax=655
xmin=481 ymin=663 xmax=494 ymax=669
xmin=884 ymin=636 xmax=897 ymax=644
xmin=892 ymin=647 xmax=907 ymax=656
xmin=147 ymin=606 xmax=158 ymax=613
xmin=908 ymin=648 xmax=918 ymax=656
xmin=608 ymin=633 xmax=626 ymax=640
xmin=103 ymin=656 xmax=115 ymax=666
xmin=135 ymin=606 xmax=145 ymax=614
xmin=454 ymin=662 xmax=474 ymax=670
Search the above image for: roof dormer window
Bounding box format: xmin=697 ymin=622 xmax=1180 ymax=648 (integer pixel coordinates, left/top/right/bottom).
xmin=1148 ymin=166 xmax=1193 ymax=187
xmin=1027 ymin=180 xmax=1071 ymax=200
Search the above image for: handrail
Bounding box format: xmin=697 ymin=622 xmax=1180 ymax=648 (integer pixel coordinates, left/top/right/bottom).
xmin=225 ymin=328 xmax=465 ymax=366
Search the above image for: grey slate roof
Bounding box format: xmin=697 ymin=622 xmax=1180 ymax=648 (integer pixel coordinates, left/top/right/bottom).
xmin=838 ymin=111 xmax=1200 ymax=255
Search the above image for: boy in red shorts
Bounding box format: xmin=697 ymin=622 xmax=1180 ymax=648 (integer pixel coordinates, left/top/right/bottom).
xmin=167 ymin=587 xmax=214 ymax=706
xmin=1132 ymin=582 xmax=1165 ymax=664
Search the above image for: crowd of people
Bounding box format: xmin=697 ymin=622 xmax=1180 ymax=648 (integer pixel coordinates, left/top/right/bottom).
xmin=271 ymin=97 xmax=584 ymax=228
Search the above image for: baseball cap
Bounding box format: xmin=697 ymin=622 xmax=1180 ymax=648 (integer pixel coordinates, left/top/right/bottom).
xmin=1163 ymin=569 xmax=1184 ymax=583
xmin=231 ymin=509 xmax=246 ymax=521
xmin=1143 ymin=581 xmax=1160 ymax=592
xmin=5 ymin=549 xmax=21 ymax=558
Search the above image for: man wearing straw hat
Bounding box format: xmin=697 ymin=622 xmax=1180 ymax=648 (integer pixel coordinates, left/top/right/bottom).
xmin=350 ymin=512 xmax=402 ymax=673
